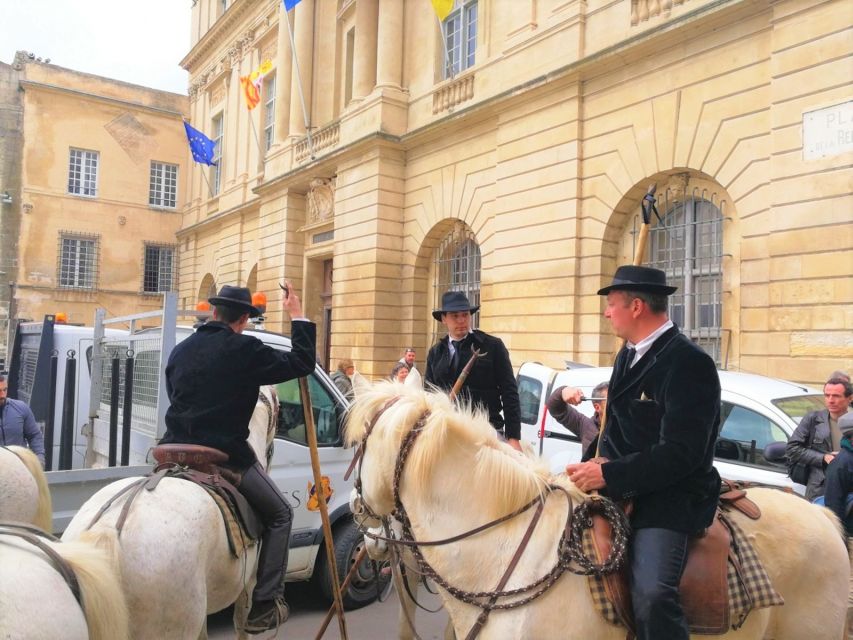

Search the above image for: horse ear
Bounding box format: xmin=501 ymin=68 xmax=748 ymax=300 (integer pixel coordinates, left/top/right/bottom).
xmin=351 ymin=371 xmax=371 ymax=397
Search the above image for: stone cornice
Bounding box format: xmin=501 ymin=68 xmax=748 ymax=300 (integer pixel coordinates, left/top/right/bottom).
xmin=19 ymin=80 xmax=186 ymax=118
xmin=181 ymin=0 xmax=265 ymax=71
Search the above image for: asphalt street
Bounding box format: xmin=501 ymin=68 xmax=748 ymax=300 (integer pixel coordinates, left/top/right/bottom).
xmin=208 ymin=581 xmax=451 ymax=639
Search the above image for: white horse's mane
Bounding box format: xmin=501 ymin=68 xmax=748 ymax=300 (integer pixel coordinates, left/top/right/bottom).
xmin=346 ymin=381 xmax=583 ymax=518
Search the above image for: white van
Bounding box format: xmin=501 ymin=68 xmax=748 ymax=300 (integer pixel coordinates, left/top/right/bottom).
xmin=112 ymin=325 xmax=376 ymax=605
xmin=9 ymin=303 xmax=386 ymax=608
xmin=516 ymin=362 xmax=825 ymax=494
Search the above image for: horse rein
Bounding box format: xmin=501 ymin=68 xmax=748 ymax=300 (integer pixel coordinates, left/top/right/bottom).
xmin=0 ymin=522 xmax=82 ymax=606
xmin=351 ymin=396 xmax=631 ymax=639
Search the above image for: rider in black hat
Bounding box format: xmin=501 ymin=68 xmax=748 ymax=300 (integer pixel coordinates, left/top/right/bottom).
xmin=565 ymin=265 xmax=721 ymax=640
xmin=425 ymin=291 xmax=523 ymax=451
xmin=162 ymin=281 xmax=316 ymax=634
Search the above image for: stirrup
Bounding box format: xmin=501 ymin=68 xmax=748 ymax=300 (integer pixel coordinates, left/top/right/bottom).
xmin=245 ymin=598 xmax=289 ymax=634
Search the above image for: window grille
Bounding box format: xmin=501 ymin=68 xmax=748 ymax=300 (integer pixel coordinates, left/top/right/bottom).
xmin=149 ymin=161 xmax=178 ymax=208
xmin=58 ymin=233 xmax=98 ymax=289
xmin=432 ymin=223 xmax=480 ymax=344
xmin=263 ymin=74 xmax=275 ymax=151
xmin=442 ymin=0 xmax=478 ymax=78
xmin=68 ymin=148 xmax=98 ymax=197
xmin=211 ymin=113 xmax=224 ymax=195
xmin=647 ymin=189 xmax=724 ymax=364
xmin=143 ymin=245 xmax=175 ymax=293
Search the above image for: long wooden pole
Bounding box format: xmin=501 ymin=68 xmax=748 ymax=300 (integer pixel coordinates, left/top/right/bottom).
xmin=315 ymin=546 xmax=369 ymax=640
xmin=300 ymin=376 xmax=348 ymax=640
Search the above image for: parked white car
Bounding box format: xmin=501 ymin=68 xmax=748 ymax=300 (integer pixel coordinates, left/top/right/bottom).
xmin=516 ymin=363 xmax=825 ymax=495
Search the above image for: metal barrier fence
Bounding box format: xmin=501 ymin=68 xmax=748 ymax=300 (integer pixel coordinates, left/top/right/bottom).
xmin=92 ymin=335 xmax=163 ymax=438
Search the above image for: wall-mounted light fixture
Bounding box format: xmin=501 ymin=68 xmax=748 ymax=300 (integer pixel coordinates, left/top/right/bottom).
xmin=22 ymin=203 xmax=33 ymax=214
xmin=1 ymin=191 xmax=12 ymax=205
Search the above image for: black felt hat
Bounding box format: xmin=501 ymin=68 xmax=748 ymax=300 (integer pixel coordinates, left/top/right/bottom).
xmin=208 ymin=285 xmax=261 ymax=318
xmin=432 ymin=291 xmax=480 ymax=321
xmin=597 ymin=265 xmax=677 ymax=296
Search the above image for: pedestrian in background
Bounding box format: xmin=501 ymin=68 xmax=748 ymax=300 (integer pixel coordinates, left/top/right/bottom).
xmin=546 ymin=381 xmax=608 ymax=454
xmin=331 ymin=359 xmax=355 ymax=401
xmin=0 ymin=374 xmax=45 ymax=466
xmin=786 ymin=376 xmax=853 ymax=500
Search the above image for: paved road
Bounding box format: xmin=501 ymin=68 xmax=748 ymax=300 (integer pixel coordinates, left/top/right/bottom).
xmin=208 ymin=581 xmax=451 ymax=639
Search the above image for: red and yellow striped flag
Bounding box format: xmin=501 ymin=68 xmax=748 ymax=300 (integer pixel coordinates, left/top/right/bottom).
xmin=239 ymin=59 xmax=274 ymax=110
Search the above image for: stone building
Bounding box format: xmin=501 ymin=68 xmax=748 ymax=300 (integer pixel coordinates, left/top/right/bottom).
xmin=178 ymin=0 xmax=852 ymax=385
xmin=0 ymin=52 xmax=188 ymax=354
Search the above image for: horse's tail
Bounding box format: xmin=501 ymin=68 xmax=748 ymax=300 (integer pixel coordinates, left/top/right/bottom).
xmin=54 ymin=535 xmax=130 ymax=640
xmin=8 ymin=445 xmax=52 ymax=532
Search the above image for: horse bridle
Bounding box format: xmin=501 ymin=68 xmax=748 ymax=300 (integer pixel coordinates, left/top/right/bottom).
xmin=350 ymin=396 xmax=632 ymax=640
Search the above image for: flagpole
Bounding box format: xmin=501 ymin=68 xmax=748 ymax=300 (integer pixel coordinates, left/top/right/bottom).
xmin=436 ymin=15 xmax=455 ymax=81
xmin=248 ymin=113 xmax=264 ymax=158
xmin=200 ymin=168 xmax=214 ymax=199
xmin=283 ymin=4 xmax=315 ymax=160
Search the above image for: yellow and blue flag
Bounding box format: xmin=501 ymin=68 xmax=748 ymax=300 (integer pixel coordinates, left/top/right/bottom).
xmin=183 ymin=121 xmax=217 ymax=166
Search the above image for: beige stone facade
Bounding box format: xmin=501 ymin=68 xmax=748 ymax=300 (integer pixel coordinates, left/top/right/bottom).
xmin=178 ymin=0 xmax=852 ymax=386
xmin=3 ymin=54 xmax=188 ymax=342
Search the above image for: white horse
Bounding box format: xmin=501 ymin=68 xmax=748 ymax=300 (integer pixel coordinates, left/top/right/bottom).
xmin=0 ymin=526 xmax=130 ymax=640
xmin=0 ymin=445 xmax=53 ymax=531
xmin=347 ymin=381 xmax=850 ymax=640
xmin=62 ymin=386 xmax=279 ymax=640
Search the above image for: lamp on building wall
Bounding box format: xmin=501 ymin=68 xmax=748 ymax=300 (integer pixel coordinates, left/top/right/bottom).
xmin=1 ymin=191 xmax=12 ymax=205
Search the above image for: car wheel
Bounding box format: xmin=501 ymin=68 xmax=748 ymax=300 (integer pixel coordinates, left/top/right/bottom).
xmin=314 ymin=518 xmax=391 ymax=609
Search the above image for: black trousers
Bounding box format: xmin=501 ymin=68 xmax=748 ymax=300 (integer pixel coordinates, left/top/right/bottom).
xmin=239 ymin=461 xmax=293 ymax=602
xmin=629 ymin=528 xmax=690 ymax=640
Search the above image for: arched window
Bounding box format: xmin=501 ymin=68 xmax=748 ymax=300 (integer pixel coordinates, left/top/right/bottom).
xmin=648 ymin=191 xmax=724 ymax=363
xmin=433 ymin=224 xmax=480 ymax=342
xmin=198 ymin=274 xmax=217 ymax=303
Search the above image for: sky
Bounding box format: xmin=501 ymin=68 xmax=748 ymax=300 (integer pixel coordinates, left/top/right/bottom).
xmin=0 ymin=0 xmax=191 ymax=94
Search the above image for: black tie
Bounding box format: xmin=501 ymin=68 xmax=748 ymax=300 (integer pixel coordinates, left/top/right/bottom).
xmin=622 ymin=347 xmax=636 ymax=378
xmin=451 ymin=339 xmax=463 ymax=375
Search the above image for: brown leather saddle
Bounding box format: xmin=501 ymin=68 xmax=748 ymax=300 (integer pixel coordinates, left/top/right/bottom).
xmin=150 ymin=444 xmax=263 ymax=555
xmin=592 ymin=481 xmax=762 ymax=636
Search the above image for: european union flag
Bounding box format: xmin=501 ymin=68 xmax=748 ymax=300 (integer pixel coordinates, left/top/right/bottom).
xmin=183 ymin=121 xmax=217 ymax=166
xmin=283 ymin=0 xmax=302 ymax=11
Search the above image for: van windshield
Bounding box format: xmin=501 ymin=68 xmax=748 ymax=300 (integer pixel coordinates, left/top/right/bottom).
xmin=771 ymin=395 xmax=825 ymax=423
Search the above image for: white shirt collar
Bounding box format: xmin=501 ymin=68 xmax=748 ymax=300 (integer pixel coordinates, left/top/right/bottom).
xmin=627 ymin=320 xmax=674 ymax=367
xmin=447 ymin=333 xmax=470 ymax=355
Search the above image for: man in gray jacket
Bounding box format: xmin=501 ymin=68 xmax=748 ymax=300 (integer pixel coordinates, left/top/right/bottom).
xmin=786 ymin=376 xmax=853 ymax=500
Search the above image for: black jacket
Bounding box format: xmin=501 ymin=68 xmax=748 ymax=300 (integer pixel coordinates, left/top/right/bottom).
xmin=424 ymin=330 xmax=521 ymax=439
xmin=598 ymin=325 xmax=721 ymax=533
xmin=162 ymin=321 xmax=317 ymax=469
xmin=823 ymin=444 xmax=853 ymax=536
xmin=785 ymin=409 xmax=833 ymax=500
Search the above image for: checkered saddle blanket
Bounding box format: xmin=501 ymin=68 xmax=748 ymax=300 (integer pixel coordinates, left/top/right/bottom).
xmin=585 ymin=510 xmax=784 ymax=634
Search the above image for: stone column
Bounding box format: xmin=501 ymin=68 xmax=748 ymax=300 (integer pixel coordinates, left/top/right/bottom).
xmin=289 ymin=0 xmax=314 ymax=136
xmin=274 ymin=4 xmax=293 ymax=143
xmin=352 ymin=0 xmax=378 ymax=100
xmin=376 ymin=0 xmax=402 ymax=88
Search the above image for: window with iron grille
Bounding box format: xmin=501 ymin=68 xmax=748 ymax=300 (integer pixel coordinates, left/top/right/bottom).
xmin=211 ymin=113 xmax=224 ymax=195
xmin=433 ymin=224 xmax=480 ymax=344
xmin=143 ymin=245 xmax=175 ymax=293
xmin=59 ymin=234 xmax=98 ymax=289
xmin=648 ymin=193 xmax=724 ymax=364
xmin=442 ymin=0 xmax=478 ymax=78
xmin=68 ymin=148 xmax=99 ymax=197
xmin=149 ymin=161 xmax=178 ymax=208
xmin=263 ymin=74 xmax=276 ymax=151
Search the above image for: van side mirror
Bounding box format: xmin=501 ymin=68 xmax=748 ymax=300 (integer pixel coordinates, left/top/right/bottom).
xmin=714 ymin=438 xmax=740 ymax=461
xmin=763 ymin=441 xmax=787 ymax=464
